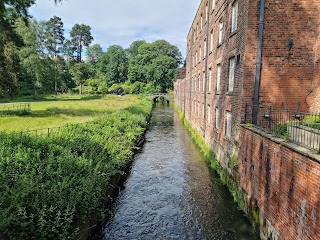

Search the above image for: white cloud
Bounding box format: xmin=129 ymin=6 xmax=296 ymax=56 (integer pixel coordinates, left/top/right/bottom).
xmin=29 ymin=0 xmax=201 ymax=57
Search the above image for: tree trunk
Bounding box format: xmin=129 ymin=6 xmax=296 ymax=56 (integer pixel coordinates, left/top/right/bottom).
xmin=79 ymin=82 xmax=83 ymax=95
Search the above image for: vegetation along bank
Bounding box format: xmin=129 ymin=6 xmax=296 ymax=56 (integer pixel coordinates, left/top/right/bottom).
xmin=0 ymin=97 xmax=153 ymax=239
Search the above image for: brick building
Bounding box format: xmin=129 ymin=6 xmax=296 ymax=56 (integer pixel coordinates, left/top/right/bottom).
xmin=174 ymin=0 xmax=320 ymax=239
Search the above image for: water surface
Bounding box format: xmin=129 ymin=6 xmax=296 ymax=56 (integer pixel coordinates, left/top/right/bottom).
xmin=102 ymin=104 xmax=259 ymax=240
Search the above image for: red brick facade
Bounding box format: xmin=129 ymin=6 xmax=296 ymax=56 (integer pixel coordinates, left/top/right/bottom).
xmin=174 ymin=0 xmax=320 ymax=239
xmin=240 ymin=127 xmax=320 ymax=240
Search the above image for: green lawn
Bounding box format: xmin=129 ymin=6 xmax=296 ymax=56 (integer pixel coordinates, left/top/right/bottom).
xmin=0 ymin=94 xmax=143 ymax=132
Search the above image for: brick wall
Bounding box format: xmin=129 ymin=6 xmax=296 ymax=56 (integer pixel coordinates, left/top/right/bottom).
xmin=175 ymin=0 xmax=320 ymax=238
xmin=239 ymin=126 xmax=320 ymax=240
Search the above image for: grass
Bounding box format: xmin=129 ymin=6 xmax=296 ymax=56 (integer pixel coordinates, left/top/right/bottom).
xmin=0 ymin=94 xmax=143 ymax=132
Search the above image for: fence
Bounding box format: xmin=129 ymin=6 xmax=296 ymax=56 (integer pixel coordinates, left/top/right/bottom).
xmin=21 ymin=125 xmax=77 ymax=137
xmin=244 ymin=103 xmax=320 ymax=153
xmin=0 ymin=102 xmax=31 ymax=112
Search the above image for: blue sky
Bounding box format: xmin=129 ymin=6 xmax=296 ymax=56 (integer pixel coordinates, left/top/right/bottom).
xmin=29 ymin=0 xmax=201 ymax=58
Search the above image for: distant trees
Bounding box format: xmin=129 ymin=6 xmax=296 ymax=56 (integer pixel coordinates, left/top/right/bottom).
xmin=128 ymin=40 xmax=182 ymax=92
xmin=0 ymin=0 xmax=183 ymax=97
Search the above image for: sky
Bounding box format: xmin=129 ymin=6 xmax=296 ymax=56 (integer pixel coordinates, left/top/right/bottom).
xmin=29 ymin=0 xmax=201 ymax=58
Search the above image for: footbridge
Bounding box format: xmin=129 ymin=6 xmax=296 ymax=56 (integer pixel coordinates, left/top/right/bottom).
xmin=145 ymin=93 xmax=172 ymax=102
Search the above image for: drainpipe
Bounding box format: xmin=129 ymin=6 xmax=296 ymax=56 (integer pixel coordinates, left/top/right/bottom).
xmin=189 ymin=28 xmax=194 ymax=120
xmin=202 ymin=1 xmax=210 ymax=138
xmin=252 ymin=0 xmax=266 ymax=125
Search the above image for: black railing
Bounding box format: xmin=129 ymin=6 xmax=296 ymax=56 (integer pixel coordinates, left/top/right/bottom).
xmin=244 ymin=103 xmax=320 ymax=153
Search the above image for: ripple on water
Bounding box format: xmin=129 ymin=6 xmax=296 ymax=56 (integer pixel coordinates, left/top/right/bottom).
xmin=103 ymin=105 xmax=259 ymax=240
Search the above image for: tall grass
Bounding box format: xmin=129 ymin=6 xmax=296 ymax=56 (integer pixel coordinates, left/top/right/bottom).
xmin=0 ymin=97 xmax=153 ymax=239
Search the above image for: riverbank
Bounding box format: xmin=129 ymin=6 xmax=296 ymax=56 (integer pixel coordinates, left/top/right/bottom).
xmin=0 ymin=97 xmax=153 ymax=239
xmin=173 ymin=105 xmax=260 ymax=231
xmin=102 ymin=103 xmax=258 ymax=239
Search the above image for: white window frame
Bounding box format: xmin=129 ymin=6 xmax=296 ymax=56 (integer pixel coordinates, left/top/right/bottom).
xmin=226 ymin=111 xmax=232 ymax=138
xmin=199 ymin=47 xmax=202 ymax=61
xmin=208 ymin=68 xmax=212 ymax=92
xmin=204 ymin=39 xmax=207 ymax=58
xmin=210 ymin=31 xmax=213 ymax=52
xmin=228 ymin=57 xmax=235 ymax=92
xmin=198 ymin=75 xmax=201 ymax=91
xmin=202 ymin=104 xmax=205 ymax=118
xmin=208 ymin=105 xmax=211 ymax=125
xmin=217 ymin=64 xmax=221 ymax=92
xmin=231 ymin=1 xmax=239 ymax=32
xmin=203 ymin=72 xmax=205 ymax=92
xmin=218 ymin=21 xmax=223 ymax=44
xmin=196 ymin=51 xmax=198 ymax=64
xmin=206 ymin=3 xmax=209 ymax=22
xmin=212 ymin=0 xmax=216 ymax=10
xmin=215 ymin=108 xmax=219 ymax=129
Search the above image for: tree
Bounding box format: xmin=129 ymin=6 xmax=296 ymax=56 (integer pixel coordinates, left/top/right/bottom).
xmin=70 ymin=24 xmax=93 ymax=62
xmin=46 ymin=16 xmax=65 ymax=93
xmin=0 ymin=36 xmax=20 ymax=96
xmin=127 ymin=40 xmax=181 ymax=92
xmin=15 ymin=18 xmax=54 ymax=99
xmin=98 ymin=45 xmax=128 ymax=85
xmin=126 ymin=40 xmax=146 ymax=60
xmin=86 ymin=44 xmax=102 ymax=65
xmin=70 ymin=62 xmax=90 ymax=94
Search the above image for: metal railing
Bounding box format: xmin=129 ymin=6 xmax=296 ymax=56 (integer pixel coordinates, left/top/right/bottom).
xmin=244 ymin=103 xmax=320 ymax=153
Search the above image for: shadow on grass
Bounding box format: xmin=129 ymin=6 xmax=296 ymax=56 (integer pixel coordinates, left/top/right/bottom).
xmin=0 ymin=95 xmax=103 ymax=103
xmin=0 ymin=107 xmax=112 ymax=118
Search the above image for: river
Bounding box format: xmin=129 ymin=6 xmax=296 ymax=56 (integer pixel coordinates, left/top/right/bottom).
xmin=101 ymin=104 xmax=259 ymax=240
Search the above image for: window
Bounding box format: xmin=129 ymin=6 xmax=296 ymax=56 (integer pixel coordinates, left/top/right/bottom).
xmin=193 ymin=55 xmax=195 ymax=67
xmin=203 ymin=72 xmax=205 ymax=92
xmin=210 ymin=30 xmax=213 ymax=51
xmin=231 ymin=1 xmax=239 ymax=32
xmin=208 ymin=68 xmax=212 ymax=91
xmin=201 ymin=14 xmax=203 ymax=30
xmin=198 ymin=75 xmax=201 ymax=91
xmin=228 ymin=57 xmax=235 ymax=92
xmin=202 ymin=104 xmax=205 ymax=118
xmin=196 ymin=51 xmax=198 ymax=64
xmin=215 ymin=108 xmax=219 ymax=129
xmin=199 ymin=47 xmax=202 ymax=62
xmin=206 ymin=3 xmax=209 ymax=22
xmin=218 ymin=21 xmax=223 ymax=44
xmin=208 ymin=105 xmax=211 ymax=124
xmin=197 ymin=23 xmax=199 ymax=36
xmin=204 ymin=40 xmax=207 ymax=58
xmin=194 ymin=77 xmax=197 ymax=91
xmin=226 ymin=111 xmax=232 ymax=138
xmin=217 ymin=64 xmax=221 ymax=92
xmin=198 ymin=102 xmax=200 ymax=117
xmin=193 ymin=29 xmax=196 ymax=42
xmin=212 ymin=0 xmax=216 ymax=10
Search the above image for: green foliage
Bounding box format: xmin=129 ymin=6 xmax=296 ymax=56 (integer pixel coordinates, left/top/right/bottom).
xmin=70 ymin=62 xmax=91 ymax=94
xmin=128 ymin=40 xmax=182 ymax=92
xmin=70 ymin=24 xmax=93 ymax=62
xmin=0 ymin=98 xmax=153 ymax=239
xmin=174 ymin=104 xmax=246 ymax=212
xmin=98 ymin=45 xmax=128 ymax=85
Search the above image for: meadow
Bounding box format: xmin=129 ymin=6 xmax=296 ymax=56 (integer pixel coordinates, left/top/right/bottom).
xmin=0 ymin=94 xmax=143 ymax=132
xmin=0 ymin=94 xmax=153 ymax=239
